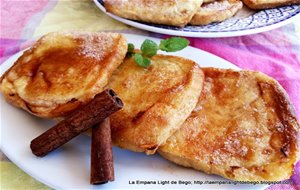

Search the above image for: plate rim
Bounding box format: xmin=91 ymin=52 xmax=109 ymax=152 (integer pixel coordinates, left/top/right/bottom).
xmin=94 ymin=0 xmax=300 ymax=38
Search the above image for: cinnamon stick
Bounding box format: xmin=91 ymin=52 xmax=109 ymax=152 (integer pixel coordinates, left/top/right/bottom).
xmin=30 ymin=89 xmax=123 ymax=157
xmin=91 ymin=118 xmax=114 ymax=184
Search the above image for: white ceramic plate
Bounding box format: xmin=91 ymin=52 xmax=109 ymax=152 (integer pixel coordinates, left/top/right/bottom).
xmin=94 ymin=0 xmax=300 ymax=38
xmin=0 ymin=34 xmax=267 ymax=190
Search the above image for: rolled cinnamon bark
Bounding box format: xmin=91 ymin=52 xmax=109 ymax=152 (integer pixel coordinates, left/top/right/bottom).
xmin=30 ymin=89 xmax=123 ymax=157
xmin=91 ymin=118 xmax=114 ymax=184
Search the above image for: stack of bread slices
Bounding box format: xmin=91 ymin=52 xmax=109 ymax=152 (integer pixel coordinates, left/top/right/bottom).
xmin=103 ymin=0 xmax=300 ymax=26
xmin=1 ymin=32 xmax=299 ymax=182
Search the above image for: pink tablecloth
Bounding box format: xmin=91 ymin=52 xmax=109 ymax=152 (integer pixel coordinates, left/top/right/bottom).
xmin=1 ymin=0 xmax=299 ymax=189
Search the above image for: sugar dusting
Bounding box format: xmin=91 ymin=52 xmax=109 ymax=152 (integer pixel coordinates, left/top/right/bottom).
xmin=79 ymin=32 xmax=116 ymax=60
xmin=42 ymin=31 xmax=118 ymax=60
xmin=201 ymin=0 xmax=231 ymax=11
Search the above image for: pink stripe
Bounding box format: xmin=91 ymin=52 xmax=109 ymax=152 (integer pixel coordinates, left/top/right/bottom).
xmin=0 ymin=39 xmax=25 ymax=64
xmin=0 ymin=0 xmax=49 ymax=39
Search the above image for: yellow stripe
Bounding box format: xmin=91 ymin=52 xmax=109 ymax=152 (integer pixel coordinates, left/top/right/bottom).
xmin=33 ymin=0 xmax=131 ymax=37
xmin=1 ymin=162 xmax=50 ymax=190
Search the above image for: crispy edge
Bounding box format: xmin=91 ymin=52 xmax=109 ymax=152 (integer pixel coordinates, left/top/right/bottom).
xmin=0 ymin=49 xmax=34 ymax=113
xmin=242 ymin=0 xmax=300 ymax=9
xmin=111 ymin=55 xmax=205 ymax=154
xmin=189 ymin=0 xmax=243 ymax=25
xmin=0 ymin=33 xmax=128 ymax=119
xmin=159 ymin=68 xmax=300 ymax=181
xmin=255 ymin=71 xmax=300 ymax=159
xmin=205 ymin=68 xmax=300 ymax=180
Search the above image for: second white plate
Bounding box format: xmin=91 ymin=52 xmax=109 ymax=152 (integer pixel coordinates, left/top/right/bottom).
xmin=94 ymin=0 xmax=300 ymax=38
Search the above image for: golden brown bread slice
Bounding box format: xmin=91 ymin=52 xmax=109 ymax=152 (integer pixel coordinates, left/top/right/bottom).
xmin=108 ymin=55 xmax=204 ymax=154
xmin=243 ymin=0 xmax=300 ymax=9
xmin=104 ymin=0 xmax=203 ymax=27
xmin=0 ymin=32 xmax=127 ymax=118
xmin=159 ymin=68 xmax=300 ymax=181
xmin=189 ymin=0 xmax=243 ymax=25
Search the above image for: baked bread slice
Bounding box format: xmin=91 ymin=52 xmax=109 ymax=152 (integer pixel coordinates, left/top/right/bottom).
xmin=243 ymin=0 xmax=300 ymax=9
xmin=159 ymin=68 xmax=299 ymax=181
xmin=108 ymin=55 xmax=204 ymax=154
xmin=104 ymin=0 xmax=203 ymax=27
xmin=189 ymin=0 xmax=243 ymax=25
xmin=0 ymin=32 xmax=127 ymax=118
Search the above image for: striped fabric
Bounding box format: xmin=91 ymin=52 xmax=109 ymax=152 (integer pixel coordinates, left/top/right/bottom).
xmin=0 ymin=0 xmax=299 ymax=189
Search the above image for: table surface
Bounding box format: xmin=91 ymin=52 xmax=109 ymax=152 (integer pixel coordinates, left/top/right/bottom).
xmin=1 ymin=0 xmax=299 ymax=190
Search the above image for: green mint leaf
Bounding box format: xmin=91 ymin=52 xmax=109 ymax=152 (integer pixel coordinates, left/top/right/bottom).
xmin=143 ymin=57 xmax=151 ymax=67
xmin=134 ymin=53 xmax=151 ymax=68
xmin=134 ymin=53 xmax=143 ymax=65
xmin=141 ymin=39 xmax=158 ymax=57
xmin=126 ymin=43 xmax=135 ymax=58
xmin=128 ymin=43 xmax=135 ymax=53
xmin=159 ymin=37 xmax=189 ymax=52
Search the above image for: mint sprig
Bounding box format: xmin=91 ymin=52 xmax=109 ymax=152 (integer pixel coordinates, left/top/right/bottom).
xmin=128 ymin=43 xmax=135 ymax=53
xmin=159 ymin=37 xmax=190 ymax=52
xmin=134 ymin=53 xmax=151 ymax=68
xmin=141 ymin=39 xmax=158 ymax=57
xmin=126 ymin=43 xmax=135 ymax=57
xmin=128 ymin=37 xmax=189 ymax=68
